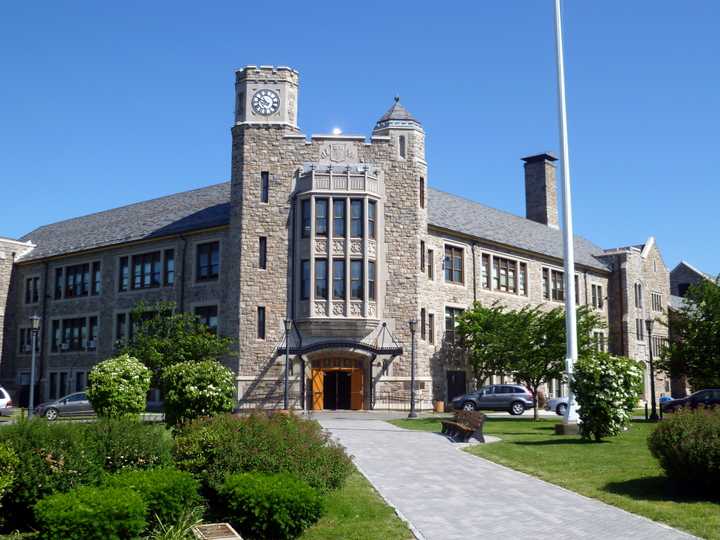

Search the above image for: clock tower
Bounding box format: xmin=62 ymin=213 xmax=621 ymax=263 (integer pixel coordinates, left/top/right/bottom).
xmin=234 ymin=65 xmax=299 ymax=130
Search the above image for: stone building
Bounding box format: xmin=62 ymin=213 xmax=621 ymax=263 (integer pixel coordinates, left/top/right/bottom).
xmin=0 ymin=65 xmax=671 ymax=411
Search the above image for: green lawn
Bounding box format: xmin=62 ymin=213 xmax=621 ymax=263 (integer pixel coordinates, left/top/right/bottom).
xmin=302 ymin=471 xmax=412 ymax=540
xmin=389 ymin=416 xmax=720 ymax=540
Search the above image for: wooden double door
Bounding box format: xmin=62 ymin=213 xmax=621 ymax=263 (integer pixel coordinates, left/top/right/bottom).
xmin=311 ymin=367 xmax=364 ymax=410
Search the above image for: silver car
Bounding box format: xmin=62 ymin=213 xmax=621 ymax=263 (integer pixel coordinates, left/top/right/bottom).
xmin=451 ymin=384 xmax=534 ymax=415
xmin=545 ymin=396 xmax=582 ymax=416
xmin=34 ymin=392 xmax=94 ymax=421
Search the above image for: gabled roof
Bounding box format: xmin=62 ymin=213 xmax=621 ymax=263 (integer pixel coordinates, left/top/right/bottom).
xmin=19 ymin=182 xmax=231 ymax=262
xmin=671 ymin=261 xmax=712 ymax=281
xmin=427 ymin=187 xmax=610 ymax=272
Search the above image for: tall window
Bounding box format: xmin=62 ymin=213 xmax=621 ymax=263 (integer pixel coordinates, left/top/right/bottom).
xmin=65 ymin=263 xmax=90 ymax=298
xmin=593 ymin=332 xmax=606 ymax=352
xmin=301 ymin=199 xmax=311 ymax=238
xmin=315 ymin=259 xmax=328 ymax=299
xmin=428 ymin=313 xmax=435 ymax=344
xmin=118 ymin=257 xmax=129 ymax=292
xmin=420 ymin=241 xmax=425 ymax=272
xmin=301 ymin=260 xmax=310 ymax=300
xmin=419 ymin=177 xmax=425 ymax=209
xmin=634 ymin=283 xmax=643 ymax=309
xmin=91 ymin=262 xmax=101 ymax=295
xmin=132 ymin=252 xmax=161 ymax=289
xmin=260 ymin=171 xmax=269 ymax=203
xmin=87 ymin=316 xmax=98 ymax=350
xmin=481 ymin=254 xmax=490 ymax=289
xmin=368 ymin=261 xmax=376 ymax=301
xmin=399 ymin=135 xmax=406 ymax=158
xmin=636 ymin=318 xmax=645 ymax=340
xmin=350 ymin=260 xmax=363 ymax=299
xmin=194 ymin=305 xmax=218 ymax=334
xmin=420 ymin=308 xmax=426 ymax=340
xmin=493 ymin=257 xmax=517 ymax=294
xmin=592 ymin=284 xmax=604 ymax=309
xmin=164 ymin=249 xmax=175 ymax=286
xmin=350 ymin=200 xmax=363 ymax=238
xmin=257 ymin=306 xmax=266 ymax=340
xmin=196 ymin=242 xmax=220 ymax=281
xmin=333 ymin=259 xmax=345 ymax=299
xmin=542 ymin=268 xmax=550 ymax=300
xmin=25 ymin=277 xmax=39 ymax=304
xmin=427 ymin=249 xmax=434 ymax=280
xmin=55 ymin=268 xmax=63 ymax=299
xmin=445 ymin=307 xmax=464 ymax=345
xmin=651 ymin=292 xmax=662 ymax=312
xmin=444 ymin=246 xmax=464 ymax=284
xmin=333 ymin=200 xmax=346 ymax=237
xmin=368 ymin=200 xmax=376 ymax=239
xmin=315 ymin=199 xmax=328 ymax=236
xmin=116 ymin=313 xmax=127 ymax=344
xmin=61 ymin=317 xmax=88 ymax=351
xmin=551 ymin=270 xmax=564 ymax=301
xmin=258 ymin=237 xmax=267 ymax=269
xmin=519 ymin=263 xmax=528 ymax=296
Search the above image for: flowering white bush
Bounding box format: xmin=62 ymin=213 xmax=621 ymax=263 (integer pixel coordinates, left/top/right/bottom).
xmin=160 ymin=360 xmax=235 ymax=425
xmin=86 ymin=354 xmax=151 ymax=418
xmin=571 ymin=352 xmax=643 ymax=441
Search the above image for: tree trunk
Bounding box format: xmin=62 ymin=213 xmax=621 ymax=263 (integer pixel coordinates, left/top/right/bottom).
xmin=532 ymin=384 xmax=539 ymax=421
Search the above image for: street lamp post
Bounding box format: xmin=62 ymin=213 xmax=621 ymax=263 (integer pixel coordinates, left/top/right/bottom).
xmin=28 ymin=314 xmax=41 ymax=419
xmin=283 ymin=319 xmax=292 ymax=411
xmin=408 ymin=319 xmax=418 ymax=419
xmin=645 ymin=318 xmax=659 ymax=421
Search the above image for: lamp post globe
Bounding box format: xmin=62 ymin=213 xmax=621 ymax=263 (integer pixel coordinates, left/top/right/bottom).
xmin=408 ymin=319 xmax=418 ymax=419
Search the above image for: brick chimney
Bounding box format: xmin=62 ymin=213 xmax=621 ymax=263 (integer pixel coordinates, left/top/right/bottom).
xmin=522 ymin=153 xmax=559 ymax=229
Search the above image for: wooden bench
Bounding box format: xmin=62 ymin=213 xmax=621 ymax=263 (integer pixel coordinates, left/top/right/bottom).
xmin=440 ymin=410 xmax=486 ymax=443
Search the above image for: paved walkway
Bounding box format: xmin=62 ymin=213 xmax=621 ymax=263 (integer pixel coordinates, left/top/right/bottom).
xmin=316 ymin=412 xmax=695 ymax=540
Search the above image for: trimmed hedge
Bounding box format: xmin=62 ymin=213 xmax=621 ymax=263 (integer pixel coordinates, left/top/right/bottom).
xmin=174 ymin=412 xmax=353 ymax=492
xmin=104 ymin=467 xmax=202 ymax=527
xmin=217 ymin=472 xmax=323 ymax=540
xmin=648 ymin=407 xmax=720 ymax=492
xmin=0 ymin=418 xmax=172 ymax=529
xmin=86 ymin=354 xmax=152 ymax=418
xmin=34 ymin=485 xmax=147 ymax=540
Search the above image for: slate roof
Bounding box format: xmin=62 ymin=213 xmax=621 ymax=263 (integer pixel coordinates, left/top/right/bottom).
xmin=427 ymin=187 xmax=610 ymax=272
xmin=374 ymin=97 xmax=421 ymax=128
xmin=17 ymin=181 xmax=609 ymax=271
xmin=19 ymin=182 xmax=231 ymax=262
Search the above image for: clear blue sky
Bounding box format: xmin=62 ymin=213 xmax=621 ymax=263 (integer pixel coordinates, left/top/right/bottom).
xmin=1 ymin=1 xmax=718 ymax=275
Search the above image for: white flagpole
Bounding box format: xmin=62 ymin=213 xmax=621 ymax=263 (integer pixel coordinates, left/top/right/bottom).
xmin=554 ymin=0 xmax=579 ymax=425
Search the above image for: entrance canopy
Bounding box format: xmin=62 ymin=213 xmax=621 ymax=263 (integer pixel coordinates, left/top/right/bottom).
xmin=276 ymin=322 xmax=403 ymax=358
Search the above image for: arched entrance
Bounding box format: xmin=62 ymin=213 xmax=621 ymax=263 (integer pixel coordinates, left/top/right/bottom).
xmin=310 ymin=356 xmax=365 ymax=411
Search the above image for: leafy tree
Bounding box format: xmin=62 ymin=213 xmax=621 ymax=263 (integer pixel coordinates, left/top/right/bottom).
xmin=159 ymin=360 xmax=235 ymax=425
xmin=86 ymin=354 xmax=151 ymax=418
xmin=457 ymin=303 xmax=604 ymax=419
xmin=572 ymin=352 xmax=643 ymax=441
xmin=659 ymin=276 xmax=720 ymax=390
xmin=120 ymin=302 xmax=232 ymax=378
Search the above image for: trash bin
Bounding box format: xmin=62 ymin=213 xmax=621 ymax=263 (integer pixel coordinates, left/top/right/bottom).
xmin=434 ymin=400 xmax=445 ymax=413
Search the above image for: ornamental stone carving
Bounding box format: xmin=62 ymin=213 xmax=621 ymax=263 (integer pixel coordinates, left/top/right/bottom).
xmin=319 ymin=142 xmax=358 ymax=164
xmin=314 ymin=301 xmax=328 ymax=316
xmin=349 ymin=301 xmax=363 ymax=317
xmin=367 ymin=240 xmax=377 ymax=258
xmin=332 ymin=239 xmax=345 ymax=254
xmin=350 ymin=239 xmax=363 ymax=256
xmin=368 ymin=302 xmax=377 ymax=318
xmin=315 ymin=238 xmax=327 ymax=255
xmin=332 ymin=302 xmax=345 ymax=316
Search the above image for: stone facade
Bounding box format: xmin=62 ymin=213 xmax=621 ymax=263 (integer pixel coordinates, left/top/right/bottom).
xmin=0 ymin=65 xmax=673 ymax=409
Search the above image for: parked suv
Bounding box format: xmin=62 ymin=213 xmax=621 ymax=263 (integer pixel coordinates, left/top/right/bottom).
xmin=661 ymin=388 xmax=720 ymax=414
xmin=451 ymin=384 xmax=534 ymax=415
xmin=34 ymin=392 xmax=94 ymax=421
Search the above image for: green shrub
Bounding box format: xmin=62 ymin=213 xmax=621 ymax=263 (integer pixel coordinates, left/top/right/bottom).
xmin=174 ymin=413 xmax=352 ymax=492
xmin=0 ymin=418 xmax=172 ymax=530
xmin=217 ymin=472 xmax=323 ymax=540
xmin=0 ymin=443 xmax=19 ymax=526
xmin=34 ymin=485 xmax=147 ymax=540
xmin=648 ymin=408 xmax=720 ymax=492
xmin=86 ymin=354 xmax=152 ymax=418
xmin=159 ymin=360 xmax=235 ymax=425
xmin=571 ymin=352 xmax=643 ymax=441
xmin=104 ymin=467 xmax=201 ymax=528
xmin=85 ymin=418 xmax=173 ymax=473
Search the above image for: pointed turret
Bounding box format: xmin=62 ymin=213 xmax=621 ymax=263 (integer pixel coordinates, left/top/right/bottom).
xmin=373 ymin=96 xmax=422 ymax=132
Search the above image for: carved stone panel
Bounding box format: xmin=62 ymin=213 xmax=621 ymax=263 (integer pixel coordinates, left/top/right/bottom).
xmin=367 ymin=302 xmax=377 ymax=318
xmin=350 ymin=239 xmax=363 ymax=256
xmin=332 ymin=239 xmax=345 ymax=254
xmin=315 ymin=238 xmax=327 ymax=255
xmin=318 ymin=142 xmax=358 ymax=164
xmin=314 ymin=301 xmax=328 ymax=317
xmin=367 ymin=240 xmax=377 ymax=258
xmin=349 ymin=301 xmax=363 ymax=317
xmin=332 ymin=301 xmax=345 ymax=316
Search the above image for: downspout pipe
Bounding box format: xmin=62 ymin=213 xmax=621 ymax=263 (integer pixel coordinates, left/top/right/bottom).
xmin=471 ymin=242 xmax=478 ymax=303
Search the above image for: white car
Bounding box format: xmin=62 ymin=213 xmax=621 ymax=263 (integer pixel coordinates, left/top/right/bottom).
xmin=0 ymin=386 xmax=13 ymax=416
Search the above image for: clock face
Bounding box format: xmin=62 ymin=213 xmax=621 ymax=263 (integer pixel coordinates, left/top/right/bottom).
xmin=251 ymin=89 xmax=280 ymax=116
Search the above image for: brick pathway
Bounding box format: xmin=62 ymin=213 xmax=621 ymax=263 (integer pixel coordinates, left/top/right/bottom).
xmin=316 ymin=413 xmax=695 ymax=540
